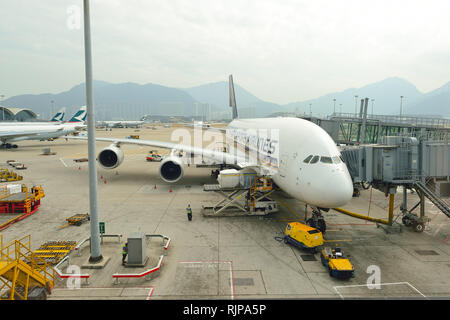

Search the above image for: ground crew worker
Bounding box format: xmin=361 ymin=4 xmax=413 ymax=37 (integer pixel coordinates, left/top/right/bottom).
xmin=122 ymin=242 xmax=128 ymax=265
xmin=186 ymin=204 xmax=192 ymax=221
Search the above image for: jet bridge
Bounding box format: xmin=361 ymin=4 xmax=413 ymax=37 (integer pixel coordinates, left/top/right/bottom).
xmin=340 ymin=136 xmax=450 ymax=232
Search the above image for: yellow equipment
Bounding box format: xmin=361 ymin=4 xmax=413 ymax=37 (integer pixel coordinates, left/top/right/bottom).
xmin=0 ymin=168 xmax=23 ymax=182
xmin=320 ymin=247 xmax=355 ymax=279
xmin=126 ymin=135 xmax=140 ymax=139
xmin=283 ymin=222 xmax=324 ymax=253
xmin=0 ymin=235 xmax=56 ymax=300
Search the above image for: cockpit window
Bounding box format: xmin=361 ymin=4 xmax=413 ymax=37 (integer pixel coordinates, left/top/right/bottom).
xmin=303 ymin=155 xmax=313 ymax=163
xmin=320 ymin=156 xmax=333 ymax=164
xmin=332 ymin=156 xmax=341 ymax=164
xmin=310 ymin=156 xmax=320 ymax=164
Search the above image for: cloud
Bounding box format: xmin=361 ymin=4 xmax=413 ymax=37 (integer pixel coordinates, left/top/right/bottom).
xmin=1 ymin=0 xmax=450 ymax=103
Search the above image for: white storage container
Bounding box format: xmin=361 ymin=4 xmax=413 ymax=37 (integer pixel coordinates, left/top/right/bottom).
xmin=7 ymin=184 xmax=22 ymax=194
xmin=217 ymin=169 xmax=240 ymax=188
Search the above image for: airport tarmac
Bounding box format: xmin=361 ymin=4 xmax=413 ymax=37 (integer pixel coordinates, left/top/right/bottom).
xmin=1 ymin=125 xmax=450 ymax=300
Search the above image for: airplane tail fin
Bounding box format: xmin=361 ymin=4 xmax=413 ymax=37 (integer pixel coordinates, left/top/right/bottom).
xmin=50 ymin=107 xmax=66 ymax=122
xmin=229 ymin=75 xmax=238 ymax=120
xmin=67 ymin=106 xmax=87 ymax=123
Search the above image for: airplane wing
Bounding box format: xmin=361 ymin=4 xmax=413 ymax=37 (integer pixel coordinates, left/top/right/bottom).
xmin=65 ymin=135 xmax=250 ymax=167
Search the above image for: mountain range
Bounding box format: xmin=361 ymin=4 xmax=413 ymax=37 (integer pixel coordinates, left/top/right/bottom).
xmin=1 ymin=77 xmax=449 ymax=120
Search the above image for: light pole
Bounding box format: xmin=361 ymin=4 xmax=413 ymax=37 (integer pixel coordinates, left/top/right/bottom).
xmin=0 ymin=95 xmax=4 ymax=121
xmin=371 ymin=99 xmax=375 ymax=117
xmin=354 ymin=95 xmax=358 ymax=117
xmin=83 ymin=0 xmax=103 ymax=263
xmin=51 ymin=100 xmax=54 ymax=119
xmin=309 ymin=103 xmax=312 ymax=117
xmin=399 ymin=96 xmax=404 ymax=118
xmin=333 ymin=99 xmax=336 ymax=114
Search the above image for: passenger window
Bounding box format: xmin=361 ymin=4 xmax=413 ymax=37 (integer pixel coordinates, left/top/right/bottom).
xmin=332 ymin=156 xmax=341 ymax=164
xmin=310 ymin=156 xmax=319 ymax=164
xmin=320 ymin=156 xmax=333 ymax=164
xmin=303 ymin=155 xmax=313 ymax=163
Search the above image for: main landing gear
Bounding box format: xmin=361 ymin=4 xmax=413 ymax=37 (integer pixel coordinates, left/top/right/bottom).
xmin=306 ymin=208 xmax=327 ymax=233
xmin=1 ymin=143 xmax=18 ymax=149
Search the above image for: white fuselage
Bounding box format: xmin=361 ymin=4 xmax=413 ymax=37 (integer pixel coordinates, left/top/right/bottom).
xmin=227 ymin=117 xmax=353 ymax=208
xmin=0 ymin=123 xmax=84 ymax=143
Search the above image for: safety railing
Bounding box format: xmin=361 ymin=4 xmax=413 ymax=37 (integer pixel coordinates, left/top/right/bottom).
xmin=112 ymin=255 xmax=164 ymax=285
xmin=54 ymin=256 xmax=90 ymax=285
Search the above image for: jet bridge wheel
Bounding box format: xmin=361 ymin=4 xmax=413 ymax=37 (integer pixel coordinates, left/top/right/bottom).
xmin=402 ymin=216 xmax=413 ymax=227
xmin=412 ymin=222 xmax=425 ymax=233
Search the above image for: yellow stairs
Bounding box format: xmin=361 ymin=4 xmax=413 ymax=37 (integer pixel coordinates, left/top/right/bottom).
xmin=0 ymin=235 xmax=56 ymax=300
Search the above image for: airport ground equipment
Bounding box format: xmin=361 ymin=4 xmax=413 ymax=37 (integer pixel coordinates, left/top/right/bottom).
xmin=0 ymin=235 xmax=56 ymax=300
xmin=283 ymin=222 xmax=323 ymax=253
xmin=0 ymin=168 xmax=23 ymax=182
xmin=339 ymin=136 xmax=450 ymax=232
xmin=146 ymin=150 xmax=163 ymax=162
xmin=202 ymin=171 xmax=277 ymax=216
xmin=41 ymin=148 xmax=56 ymax=156
xmin=33 ymin=241 xmax=77 ymax=265
xmin=320 ymin=246 xmax=355 ymax=279
xmin=126 ymin=135 xmax=140 ymax=139
xmin=60 ymin=213 xmax=90 ymax=229
xmin=0 ymin=184 xmax=44 ymax=214
xmin=74 ymin=158 xmax=88 ymax=163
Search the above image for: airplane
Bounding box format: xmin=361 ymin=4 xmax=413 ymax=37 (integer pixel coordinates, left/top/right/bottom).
xmin=97 ymin=120 xmax=144 ymax=128
xmin=66 ymin=75 xmax=353 ymax=231
xmin=0 ymin=106 xmax=87 ymax=147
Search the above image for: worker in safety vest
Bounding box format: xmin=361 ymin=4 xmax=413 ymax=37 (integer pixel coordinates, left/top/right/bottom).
xmin=122 ymin=242 xmax=128 ymax=265
xmin=186 ymin=204 xmax=192 ymax=221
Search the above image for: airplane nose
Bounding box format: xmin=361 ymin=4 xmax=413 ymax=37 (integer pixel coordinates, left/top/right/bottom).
xmin=314 ymin=171 xmax=353 ymax=208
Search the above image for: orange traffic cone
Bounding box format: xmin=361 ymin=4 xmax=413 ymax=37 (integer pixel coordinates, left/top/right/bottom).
xmin=104 ymin=180 xmax=107 ymax=184
xmin=169 ymin=186 xmax=173 ymax=193
xmin=153 ymin=184 xmax=157 ymax=190
xmin=78 ymin=166 xmax=81 ymax=170
xmin=100 ymin=175 xmax=103 ymax=180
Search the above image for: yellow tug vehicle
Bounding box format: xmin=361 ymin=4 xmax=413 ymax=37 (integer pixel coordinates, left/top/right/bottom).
xmin=283 ymin=222 xmax=324 ymax=253
xmin=321 ymin=246 xmax=355 ymax=279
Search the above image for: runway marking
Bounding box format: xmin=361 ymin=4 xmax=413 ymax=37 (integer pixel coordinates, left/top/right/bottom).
xmin=333 ymin=282 xmax=426 ymax=299
xmin=179 ymin=261 xmax=235 ymax=300
xmin=59 ymin=158 xmax=68 ymax=167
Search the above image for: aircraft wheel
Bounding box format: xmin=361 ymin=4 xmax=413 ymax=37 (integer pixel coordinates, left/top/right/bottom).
xmin=306 ymin=218 xmax=315 ymax=228
xmin=317 ymin=219 xmax=327 ymax=233
xmin=283 ymin=237 xmax=288 ymax=244
xmin=12 ymin=144 xmax=18 ymax=148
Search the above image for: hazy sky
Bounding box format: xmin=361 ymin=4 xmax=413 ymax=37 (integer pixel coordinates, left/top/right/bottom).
xmin=1 ymin=0 xmax=450 ymax=104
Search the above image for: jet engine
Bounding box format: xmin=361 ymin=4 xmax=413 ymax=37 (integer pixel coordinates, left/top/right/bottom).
xmin=159 ymin=156 xmax=184 ymax=183
xmin=97 ymin=144 xmax=124 ymax=169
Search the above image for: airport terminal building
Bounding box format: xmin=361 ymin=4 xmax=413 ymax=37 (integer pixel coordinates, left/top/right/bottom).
xmin=0 ymin=106 xmax=37 ymax=121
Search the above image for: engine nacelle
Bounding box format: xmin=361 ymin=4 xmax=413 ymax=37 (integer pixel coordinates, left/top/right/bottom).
xmin=98 ymin=144 xmax=124 ymax=169
xmin=159 ymin=156 xmax=184 ymax=183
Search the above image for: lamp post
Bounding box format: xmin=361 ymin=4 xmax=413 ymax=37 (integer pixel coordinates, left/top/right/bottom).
xmin=83 ymin=0 xmax=103 ymax=263
xmin=51 ymin=100 xmax=54 ymax=119
xmin=371 ymin=99 xmax=375 ymax=117
xmin=309 ymin=103 xmax=312 ymax=117
xmin=400 ymin=96 xmax=404 ymax=118
xmin=333 ymin=98 xmax=336 ymax=114
xmin=354 ymin=95 xmax=358 ymax=117
xmin=0 ymin=95 xmax=5 ymax=121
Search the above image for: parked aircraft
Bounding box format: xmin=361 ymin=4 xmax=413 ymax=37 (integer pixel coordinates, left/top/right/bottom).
xmin=66 ymin=76 xmax=353 ymax=230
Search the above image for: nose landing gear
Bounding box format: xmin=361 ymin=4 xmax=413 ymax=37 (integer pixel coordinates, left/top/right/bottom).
xmin=306 ymin=208 xmax=327 ymax=233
